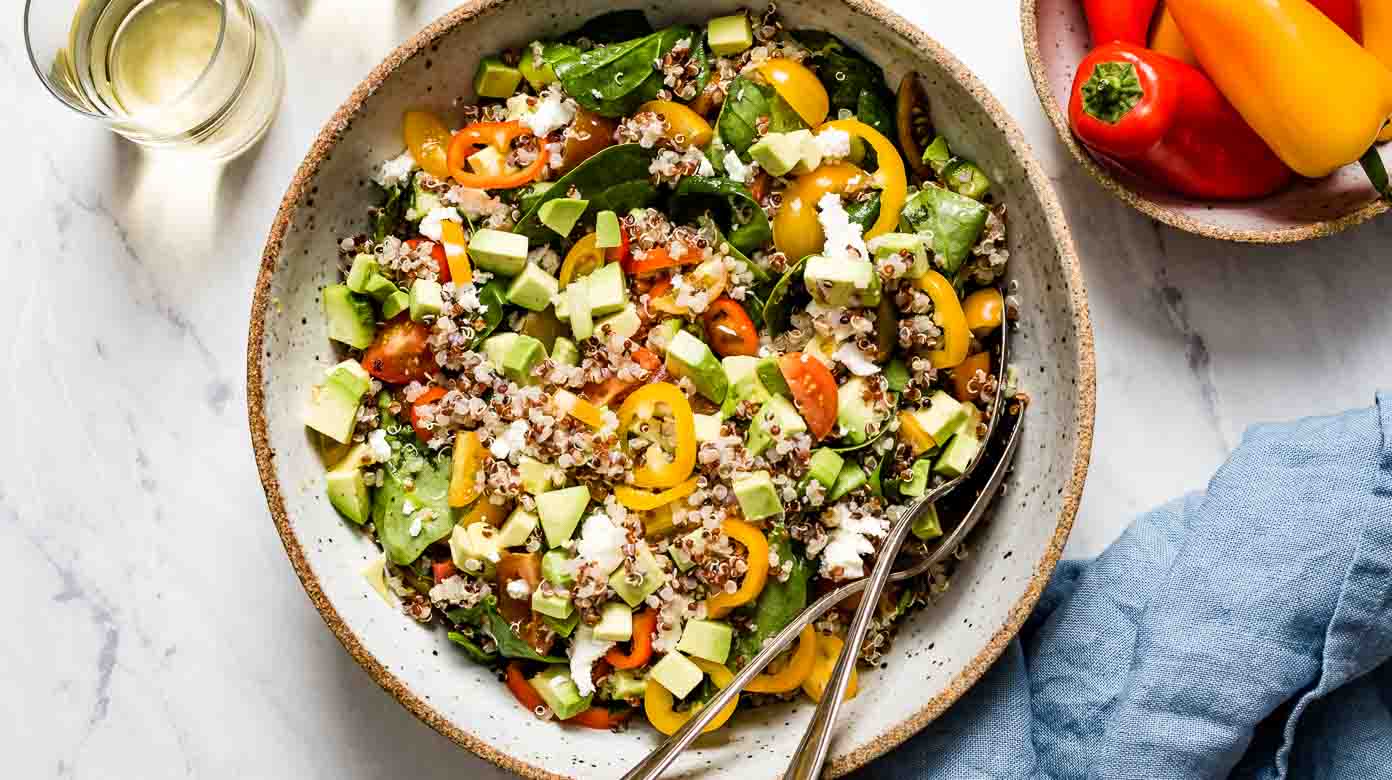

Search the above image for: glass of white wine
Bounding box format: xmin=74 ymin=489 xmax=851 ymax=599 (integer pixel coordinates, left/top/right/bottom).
xmin=25 ymin=0 xmax=286 ymax=161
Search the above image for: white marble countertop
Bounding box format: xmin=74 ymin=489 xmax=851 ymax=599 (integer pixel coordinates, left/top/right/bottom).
xmin=5 ymin=0 xmax=1391 ymax=776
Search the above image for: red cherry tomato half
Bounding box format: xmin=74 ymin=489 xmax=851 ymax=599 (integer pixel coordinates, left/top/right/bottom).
xmin=703 ymin=298 xmax=760 ymax=358
xmin=779 ymin=352 xmax=838 ymax=441
xmin=362 ymin=316 xmax=437 ymax=384
xmin=405 ymin=237 xmax=450 ymax=283
xmin=408 ymin=386 xmax=447 ymax=443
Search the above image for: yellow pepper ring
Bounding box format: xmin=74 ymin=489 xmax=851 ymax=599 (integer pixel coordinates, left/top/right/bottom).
xmin=706 ymin=519 xmax=771 ymax=618
xmin=818 ymin=118 xmax=907 ymax=241
xmin=614 ymin=478 xmax=700 ymax=512
xmin=617 ymin=383 xmax=697 ymax=489
xmin=558 ymin=232 xmax=605 ymax=289
xmin=771 ymin=162 xmax=869 ymax=262
xmin=643 ymin=657 xmax=740 ymax=736
xmin=802 ymin=633 xmax=859 ymax=703
xmin=913 ymin=270 xmax=971 ymax=370
xmin=745 ymin=625 xmax=818 ymax=694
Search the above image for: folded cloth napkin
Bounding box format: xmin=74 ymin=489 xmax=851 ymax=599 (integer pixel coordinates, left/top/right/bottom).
xmin=859 ymin=394 xmax=1392 ymax=780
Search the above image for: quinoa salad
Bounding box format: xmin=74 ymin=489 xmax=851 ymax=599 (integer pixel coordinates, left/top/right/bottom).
xmin=304 ymin=5 xmax=1014 ymax=736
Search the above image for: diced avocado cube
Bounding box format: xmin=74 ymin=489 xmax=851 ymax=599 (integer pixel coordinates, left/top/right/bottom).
xmin=518 ymin=456 xmax=565 ymax=495
xmin=666 ymin=330 xmax=728 ymax=404
xmin=325 ymin=445 xmax=372 ymax=524
xmin=537 ymin=486 xmax=590 ymax=547
xmin=867 ymin=233 xmax=930 ymax=279
xmin=650 ymin=651 xmax=705 ymax=699
xmin=346 ymin=254 xmax=381 ymax=293
xmin=595 ymin=210 xmax=623 ymax=248
xmin=496 ymin=507 xmax=539 ymax=548
xmin=594 ymin=601 xmax=634 ymax=642
xmin=922 ymin=135 xmax=953 ymax=176
xmin=481 ymin=332 xmax=519 ymax=372
xmin=911 ymin=503 xmax=944 ymax=541
xmin=596 ymin=302 xmax=642 ymax=341
xmin=884 ymin=359 xmax=910 ymax=393
xmin=468 ymin=229 xmax=530 ymax=277
xmin=532 ymin=589 xmax=574 ymax=620
xmin=469 ymin=144 xmax=506 ymax=177
xmin=746 ymin=395 xmax=807 ymax=457
xmin=733 ymin=470 xmax=784 ymax=523
xmin=721 ymin=355 xmax=771 ymax=419
xmin=568 ymin=277 xmax=595 ymax=341
xmin=408 ymin=279 xmax=444 ymax=322
xmin=551 ymin=337 xmax=579 ymax=367
xmin=323 ymin=285 xmax=377 ymax=349
xmin=675 ymin=619 xmax=733 ymax=664
xmin=519 ymin=48 xmax=558 ymax=89
xmin=708 ymin=12 xmax=754 ymax=56
xmin=693 ymin=413 xmax=723 ymax=443
xmin=528 ymin=666 xmax=592 ymax=720
xmin=538 ymin=197 xmax=590 ymax=238
xmin=304 ymin=360 xmax=371 ymax=443
xmin=381 ymin=290 xmax=411 ymax=320
xmin=828 ymin=462 xmax=867 ymax=501
xmin=934 ymin=429 xmax=981 ymax=478
xmin=362 ymin=273 xmax=400 ymax=303
xmin=542 ymin=549 xmax=576 ymax=587
xmin=756 ymin=356 xmax=793 ymax=398
xmin=722 ymin=355 xmax=759 ymax=389
xmin=836 ymin=377 xmax=884 ymax=445
xmin=586 ymin=262 xmax=628 ymax=317
xmin=604 ymin=669 xmax=648 ymax=701
xmin=608 ymin=544 xmax=666 ymax=607
xmin=474 ymin=56 xmax=523 ymax=99
xmin=942 ymin=159 xmax=992 ymax=201
xmin=668 ymin=529 xmax=704 ymax=572
xmin=503 ymin=334 xmax=547 ymax=385
xmin=506 ymin=263 xmax=561 ymax=312
xmin=748 ymin=130 xmax=806 ymax=177
xmin=804 ymin=255 xmax=878 ymax=308
xmin=898 ymin=456 xmax=933 ymax=497
xmin=407 ymin=178 xmax=443 ymax=222
xmin=807 ymin=448 xmax=845 ymax=490
xmin=913 ymin=391 xmax=970 ymax=445
xmin=450 ymin=522 xmax=503 ymax=577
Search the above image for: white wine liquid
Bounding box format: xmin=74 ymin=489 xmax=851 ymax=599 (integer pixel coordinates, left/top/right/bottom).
xmin=109 ymin=0 xmax=221 ymax=115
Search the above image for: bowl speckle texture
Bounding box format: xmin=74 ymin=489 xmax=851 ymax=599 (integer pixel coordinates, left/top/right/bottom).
xmin=1022 ymin=0 xmax=1390 ymax=243
xmin=248 ymin=1 xmax=1095 ymax=776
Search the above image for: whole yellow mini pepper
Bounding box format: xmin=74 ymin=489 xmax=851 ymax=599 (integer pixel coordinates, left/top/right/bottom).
xmin=1363 ymin=0 xmax=1392 ymax=140
xmin=1167 ymin=0 xmax=1392 ymax=178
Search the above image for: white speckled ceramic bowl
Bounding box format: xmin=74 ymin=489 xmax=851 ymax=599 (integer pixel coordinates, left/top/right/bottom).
xmin=1023 ymin=0 xmax=1391 ymax=243
xmin=248 ymin=1 xmax=1094 ymax=776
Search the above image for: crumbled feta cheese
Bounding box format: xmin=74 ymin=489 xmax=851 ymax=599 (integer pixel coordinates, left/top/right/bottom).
xmin=816 ymin=192 xmax=868 ymax=263
xmin=407 ymin=515 xmax=423 ymax=538
xmin=569 ymin=626 xmax=616 ymax=697
xmin=506 ymin=579 xmax=532 ymax=600
xmin=526 ymin=89 xmax=578 ymax=137
xmin=375 ymin=150 xmax=416 ymax=188
xmin=367 ymin=429 xmax=392 ymax=463
xmin=819 ymin=504 xmax=890 ymax=580
xmin=419 ymin=206 xmax=463 ymax=242
xmin=697 ymin=153 xmax=716 ymax=177
xmin=834 ymin=341 xmax=882 ymax=377
xmin=723 ymin=150 xmax=753 ymax=184
xmin=814 ymin=128 xmax=852 ymax=161
xmin=576 ymin=512 xmax=627 ymax=577
xmin=401 ymin=498 xmax=417 ymax=515
xmin=489 ymin=419 xmax=529 ymax=460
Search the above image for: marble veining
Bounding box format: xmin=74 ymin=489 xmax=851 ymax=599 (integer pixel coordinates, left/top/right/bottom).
xmin=4 ymin=1 xmax=1390 ymax=777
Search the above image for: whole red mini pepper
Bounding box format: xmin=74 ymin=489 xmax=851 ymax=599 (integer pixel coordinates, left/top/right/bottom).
xmin=1084 ymin=0 xmax=1160 ymax=45
xmin=1068 ymin=42 xmax=1293 ymax=200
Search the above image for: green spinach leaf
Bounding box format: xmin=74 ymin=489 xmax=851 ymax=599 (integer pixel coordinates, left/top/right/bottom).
xmin=469 ymin=278 xmax=510 ymax=348
xmin=372 ymin=175 xmax=412 ymax=243
xmin=447 ymin=631 xmax=498 ymax=664
xmin=900 ymin=184 xmax=989 ymax=274
xmin=715 ymin=76 xmax=807 ymax=159
xmin=514 ymin=144 xmax=660 ymax=242
xmin=671 ymin=176 xmax=771 ymax=256
xmin=567 ymin=9 xmax=653 ymax=44
xmin=547 ymin=26 xmax=703 ymax=117
xmin=733 ymin=525 xmax=811 ymax=667
xmin=372 ymin=452 xmax=455 ymax=565
xmin=792 ymin=31 xmax=896 ymax=142
xmin=482 ymin=606 xmax=567 ymax=663
xmin=761 ymin=255 xmax=810 ymax=336
xmin=845 ymin=192 xmax=881 ymax=233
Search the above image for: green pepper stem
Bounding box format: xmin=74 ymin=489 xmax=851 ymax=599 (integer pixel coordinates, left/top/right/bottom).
xmin=1081 ymin=62 xmax=1145 ymax=125
xmin=1360 ymin=146 xmax=1391 ymax=201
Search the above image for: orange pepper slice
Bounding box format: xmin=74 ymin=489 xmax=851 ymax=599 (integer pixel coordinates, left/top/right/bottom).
xmin=446 ymin=121 xmax=547 ymax=189
xmin=614 ymin=478 xmax=699 ymax=512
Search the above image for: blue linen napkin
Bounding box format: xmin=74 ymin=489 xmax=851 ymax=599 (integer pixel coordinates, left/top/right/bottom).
xmin=860 ymin=394 xmax=1392 ymax=779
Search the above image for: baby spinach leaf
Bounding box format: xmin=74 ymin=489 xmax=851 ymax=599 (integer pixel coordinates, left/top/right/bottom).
xmin=372 ymin=174 xmax=412 ymax=243
xmin=445 ymin=598 xmax=495 ymax=627
xmin=845 ymin=192 xmax=881 ymax=233
xmin=547 ymin=25 xmax=703 ymax=117
xmin=733 ymin=525 xmax=811 ymax=668
xmin=793 ymin=31 xmax=896 ymax=141
xmin=469 ymin=278 xmax=510 ymax=348
xmin=670 ymin=176 xmax=772 ymax=256
xmin=567 ymin=9 xmax=653 ymax=44
xmin=761 ymin=255 xmax=810 ymax=336
xmin=716 ymin=76 xmax=807 ymax=159
xmin=447 ymin=631 xmax=498 ymax=664
xmin=373 ymin=453 xmax=455 ymax=565
xmin=482 ymin=606 xmax=567 ymax=663
xmin=900 ymin=184 xmax=989 ymax=274
xmin=514 ymin=144 xmax=660 ymax=242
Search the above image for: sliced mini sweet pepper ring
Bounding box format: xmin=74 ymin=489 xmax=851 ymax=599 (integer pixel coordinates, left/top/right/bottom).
xmin=605 ymin=608 xmax=657 ymax=669
xmin=745 ymin=625 xmax=817 ymax=693
xmin=772 ymin=162 xmax=870 ymax=262
xmin=643 ymin=658 xmax=740 ymax=735
xmin=446 ymin=121 xmax=547 ymax=189
xmin=801 ymin=633 xmax=859 ymax=703
xmin=566 ymin=705 xmax=632 ymax=729
xmin=614 ymin=477 xmax=700 ymax=511
xmin=617 ymin=382 xmax=697 ymax=489
xmin=705 ymin=519 xmax=770 ymax=617
xmin=913 ymin=270 xmax=970 ymax=370
xmin=817 ymin=118 xmax=907 ymax=241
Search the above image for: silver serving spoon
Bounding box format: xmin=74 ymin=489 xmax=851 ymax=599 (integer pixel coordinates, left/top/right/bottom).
xmin=623 ymin=386 xmax=1025 ymax=780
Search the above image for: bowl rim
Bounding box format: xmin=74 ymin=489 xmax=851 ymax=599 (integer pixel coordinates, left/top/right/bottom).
xmin=1019 ymin=0 xmax=1389 ymax=244
xmin=246 ymin=0 xmax=1096 ymax=776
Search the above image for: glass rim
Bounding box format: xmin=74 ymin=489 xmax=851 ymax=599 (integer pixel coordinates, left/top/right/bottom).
xmin=23 ymin=0 xmax=232 ymax=121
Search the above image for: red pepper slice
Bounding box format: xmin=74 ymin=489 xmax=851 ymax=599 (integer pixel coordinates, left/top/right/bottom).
xmin=446 ymin=121 xmax=547 ymax=189
xmin=404 ymin=238 xmax=450 ymax=283
xmin=431 ymin=559 xmax=457 ymax=582
xmin=1067 ymin=42 xmax=1292 ymax=201
xmin=506 ymin=663 xmax=546 ymax=713
xmin=605 ymin=609 xmax=658 ymax=670
xmin=1083 ymin=0 xmax=1159 ymax=46
xmin=567 ymin=706 xmax=633 ymax=729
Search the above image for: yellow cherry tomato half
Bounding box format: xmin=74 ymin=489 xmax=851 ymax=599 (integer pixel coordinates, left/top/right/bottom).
xmin=772 ymin=162 xmax=871 ymax=261
xmin=914 ymin=270 xmax=971 ymax=370
xmin=447 ymin=431 xmax=485 ymax=507
xmin=638 ymin=100 xmax=714 ymax=149
xmin=962 ymin=287 xmax=1004 ymax=335
xmin=818 ymin=118 xmax=907 ymax=241
xmin=755 ymin=59 xmax=830 ymax=127
xmin=559 ymin=233 xmax=605 ymax=289
xmin=403 ymin=110 xmax=453 ymax=180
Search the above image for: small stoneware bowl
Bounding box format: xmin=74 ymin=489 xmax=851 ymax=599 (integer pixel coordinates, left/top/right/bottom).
xmin=1023 ymin=0 xmax=1390 ymax=243
xmin=248 ymin=1 xmax=1095 ymax=776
